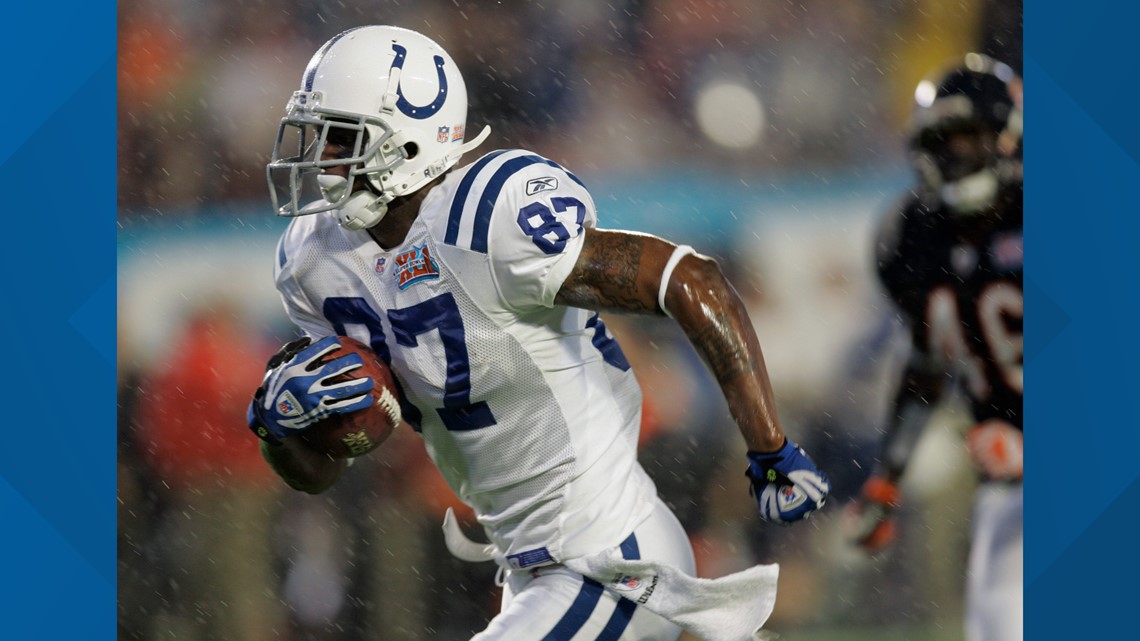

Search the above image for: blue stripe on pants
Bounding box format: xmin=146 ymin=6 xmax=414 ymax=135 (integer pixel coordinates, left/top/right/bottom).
xmin=541 ymin=533 xmax=642 ymax=641
xmin=541 ymin=578 xmax=604 ymax=641
xmin=594 ymin=598 xmax=637 ymax=641
xmin=619 ymin=533 xmax=640 ymax=561
xmin=593 ymin=532 xmax=641 ymax=640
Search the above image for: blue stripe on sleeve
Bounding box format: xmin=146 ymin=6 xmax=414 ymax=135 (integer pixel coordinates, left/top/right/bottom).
xmin=467 ymin=155 xmax=587 ymax=254
xmin=541 ymin=578 xmax=605 ymax=641
xmin=444 ymin=149 xmax=511 ymax=247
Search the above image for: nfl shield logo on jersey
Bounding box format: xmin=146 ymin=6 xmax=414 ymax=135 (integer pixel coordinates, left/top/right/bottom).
xmin=394 ymin=244 xmax=441 ymax=290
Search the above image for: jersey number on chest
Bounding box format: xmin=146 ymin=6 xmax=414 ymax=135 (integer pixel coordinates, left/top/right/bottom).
xmin=323 ymin=293 xmax=497 ymax=432
xmin=926 ymin=282 xmax=1024 ymax=399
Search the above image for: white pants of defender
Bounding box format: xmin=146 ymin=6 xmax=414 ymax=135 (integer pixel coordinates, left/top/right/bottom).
xmin=473 ymin=497 xmax=696 ymax=641
xmin=966 ymin=482 xmax=1023 ymax=641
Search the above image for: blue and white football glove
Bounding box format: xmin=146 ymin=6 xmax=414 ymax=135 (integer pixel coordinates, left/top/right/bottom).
xmin=247 ymin=336 xmax=374 ymax=444
xmin=746 ymin=439 xmax=830 ymax=525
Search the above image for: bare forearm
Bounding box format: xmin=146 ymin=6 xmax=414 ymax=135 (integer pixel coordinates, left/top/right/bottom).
xmin=260 ymin=439 xmax=346 ymax=494
xmin=558 ymin=230 xmax=786 ymax=452
xmin=665 ymin=255 xmax=785 ymax=452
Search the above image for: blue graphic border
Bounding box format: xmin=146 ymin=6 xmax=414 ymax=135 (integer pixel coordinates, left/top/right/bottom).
xmin=0 ymin=1 xmax=116 ymax=638
xmin=3 ymin=1 xmax=1133 ymax=639
xmin=1026 ymin=0 xmax=1138 ymax=639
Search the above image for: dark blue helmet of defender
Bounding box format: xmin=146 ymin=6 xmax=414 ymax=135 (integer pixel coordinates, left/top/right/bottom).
xmin=909 ymin=53 xmax=1022 ymax=214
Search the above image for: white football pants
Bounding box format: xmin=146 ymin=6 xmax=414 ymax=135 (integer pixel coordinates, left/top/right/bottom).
xmin=965 ymin=482 xmax=1023 ymax=641
xmin=472 ymin=497 xmax=696 ymax=641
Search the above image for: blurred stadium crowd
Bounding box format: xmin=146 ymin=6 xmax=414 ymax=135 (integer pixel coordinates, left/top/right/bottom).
xmin=117 ymin=1 xmax=1021 ymax=640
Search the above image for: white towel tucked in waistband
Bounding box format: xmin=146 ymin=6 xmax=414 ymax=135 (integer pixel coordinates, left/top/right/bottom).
xmin=563 ymin=547 xmax=779 ymax=641
xmin=442 ymin=508 xmax=780 ymax=641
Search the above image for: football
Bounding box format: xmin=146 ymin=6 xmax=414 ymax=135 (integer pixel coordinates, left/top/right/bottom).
xmin=299 ymin=336 xmax=401 ymax=459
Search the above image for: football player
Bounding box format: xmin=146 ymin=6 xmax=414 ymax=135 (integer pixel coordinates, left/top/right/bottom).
xmin=245 ymin=26 xmax=828 ymax=641
xmin=847 ymin=54 xmax=1023 ymax=641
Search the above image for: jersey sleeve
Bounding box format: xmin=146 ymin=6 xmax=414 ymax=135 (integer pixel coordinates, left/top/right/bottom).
xmin=480 ymin=153 xmax=598 ymax=311
xmin=874 ymin=196 xmax=947 ymax=371
xmin=273 ymin=221 xmax=335 ymax=339
xmin=874 ymin=195 xmax=931 ymax=321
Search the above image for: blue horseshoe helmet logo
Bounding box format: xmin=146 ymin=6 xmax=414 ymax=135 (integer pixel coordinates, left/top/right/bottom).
xmin=390 ymin=44 xmax=448 ymax=120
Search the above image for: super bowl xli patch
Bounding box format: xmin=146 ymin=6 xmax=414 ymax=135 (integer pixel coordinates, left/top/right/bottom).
xmin=394 ymin=244 xmax=440 ymax=290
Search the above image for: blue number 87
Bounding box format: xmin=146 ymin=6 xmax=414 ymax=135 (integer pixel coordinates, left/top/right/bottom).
xmin=516 ymin=196 xmax=586 ymax=255
xmin=323 ymin=294 xmax=495 ymax=432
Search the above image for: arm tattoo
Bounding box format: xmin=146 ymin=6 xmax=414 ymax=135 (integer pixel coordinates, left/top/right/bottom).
xmin=557 ymin=231 xmax=659 ymax=313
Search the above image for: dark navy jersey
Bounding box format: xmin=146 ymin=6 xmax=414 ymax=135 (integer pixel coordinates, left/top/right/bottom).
xmin=876 ymin=183 xmax=1023 ymax=429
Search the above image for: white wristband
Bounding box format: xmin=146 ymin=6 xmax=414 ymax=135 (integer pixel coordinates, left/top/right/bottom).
xmin=657 ymin=244 xmax=696 ymax=318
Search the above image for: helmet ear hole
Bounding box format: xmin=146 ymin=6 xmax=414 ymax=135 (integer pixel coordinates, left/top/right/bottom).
xmin=403 ymin=142 xmax=419 ymax=160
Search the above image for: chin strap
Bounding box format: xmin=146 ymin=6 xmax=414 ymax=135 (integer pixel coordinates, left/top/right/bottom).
xmin=337 ymin=192 xmax=390 ymax=230
xmin=316 ymin=125 xmax=492 ymax=231
xmin=318 ymin=174 xmax=392 ymax=230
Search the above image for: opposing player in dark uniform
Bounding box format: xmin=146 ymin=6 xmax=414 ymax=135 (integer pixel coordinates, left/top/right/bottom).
xmin=847 ymin=54 xmax=1023 ymax=641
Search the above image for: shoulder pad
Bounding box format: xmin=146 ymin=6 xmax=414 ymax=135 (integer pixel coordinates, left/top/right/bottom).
xmin=440 ymin=149 xmax=588 ymax=254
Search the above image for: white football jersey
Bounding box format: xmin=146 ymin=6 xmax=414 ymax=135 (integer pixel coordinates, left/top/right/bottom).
xmin=274 ymin=149 xmax=658 ymax=567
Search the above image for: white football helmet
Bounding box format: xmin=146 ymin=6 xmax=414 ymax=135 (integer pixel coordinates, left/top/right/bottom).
xmin=267 ymin=26 xmax=490 ymax=230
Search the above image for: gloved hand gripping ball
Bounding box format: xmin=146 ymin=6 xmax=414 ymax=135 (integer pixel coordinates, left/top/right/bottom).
xmin=248 ymin=335 xmax=375 ymax=443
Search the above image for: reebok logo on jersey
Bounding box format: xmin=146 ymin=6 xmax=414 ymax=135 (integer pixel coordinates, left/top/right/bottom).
xmin=394 ymin=244 xmax=440 ymax=290
xmin=525 ymin=176 xmax=558 ymax=196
